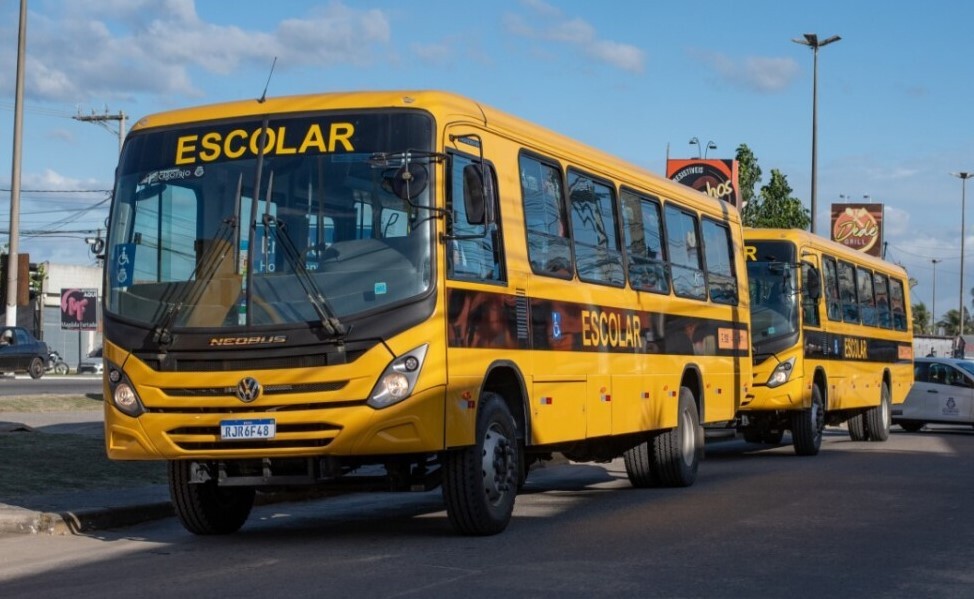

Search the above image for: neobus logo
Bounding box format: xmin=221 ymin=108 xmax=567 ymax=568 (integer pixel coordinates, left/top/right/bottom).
xmin=209 ymin=335 xmax=288 ymax=347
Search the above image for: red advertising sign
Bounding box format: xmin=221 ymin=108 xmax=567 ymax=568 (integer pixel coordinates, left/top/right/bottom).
xmin=666 ymin=159 xmax=740 ymax=207
xmin=830 ymin=203 xmax=884 ymax=257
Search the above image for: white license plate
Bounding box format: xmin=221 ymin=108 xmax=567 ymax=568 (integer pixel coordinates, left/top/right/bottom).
xmin=220 ymin=418 xmax=276 ymax=441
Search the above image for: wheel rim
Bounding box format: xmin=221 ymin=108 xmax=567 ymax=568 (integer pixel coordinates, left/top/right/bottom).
xmin=881 ymin=393 xmax=891 ymax=429
xmin=811 ymin=395 xmax=824 ymax=443
xmin=679 ymin=409 xmax=696 ymax=467
xmin=481 ymin=423 xmax=514 ymax=505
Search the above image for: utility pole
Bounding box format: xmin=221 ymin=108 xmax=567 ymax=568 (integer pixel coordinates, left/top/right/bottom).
xmin=73 ymin=109 xmax=127 ymax=154
xmin=6 ymin=0 xmax=27 ymax=327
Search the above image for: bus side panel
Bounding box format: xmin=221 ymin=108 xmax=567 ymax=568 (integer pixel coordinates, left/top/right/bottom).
xmin=585 ymin=373 xmax=612 ymax=438
xmin=530 ymin=378 xmax=587 ymax=444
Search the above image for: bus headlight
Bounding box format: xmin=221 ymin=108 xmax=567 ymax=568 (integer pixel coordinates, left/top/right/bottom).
xmin=368 ymin=344 xmax=428 ymax=409
xmin=766 ymin=357 xmax=796 ymax=388
xmin=107 ymin=364 xmax=145 ymax=417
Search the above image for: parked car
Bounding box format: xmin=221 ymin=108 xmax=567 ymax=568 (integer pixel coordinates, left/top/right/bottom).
xmin=894 ymin=357 xmax=974 ymax=431
xmin=78 ymin=346 xmax=104 ymax=375
xmin=0 ymin=326 xmax=50 ymax=379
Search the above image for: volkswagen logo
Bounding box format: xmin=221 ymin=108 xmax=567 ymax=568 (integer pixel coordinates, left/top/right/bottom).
xmin=236 ymin=377 xmax=261 ymax=403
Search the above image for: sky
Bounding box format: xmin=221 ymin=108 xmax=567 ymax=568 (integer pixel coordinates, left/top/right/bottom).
xmin=1 ymin=0 xmax=973 ymax=325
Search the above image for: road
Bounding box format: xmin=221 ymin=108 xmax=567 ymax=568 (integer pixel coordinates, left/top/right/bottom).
xmin=0 ymin=426 xmax=971 ymax=598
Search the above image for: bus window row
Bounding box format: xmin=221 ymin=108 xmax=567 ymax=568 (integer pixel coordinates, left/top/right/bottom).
xmin=820 ymin=255 xmax=907 ymax=331
xmin=516 ymin=152 xmax=738 ymax=305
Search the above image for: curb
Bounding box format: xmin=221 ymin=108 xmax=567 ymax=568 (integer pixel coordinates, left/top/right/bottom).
xmin=0 ymin=501 xmax=174 ymax=535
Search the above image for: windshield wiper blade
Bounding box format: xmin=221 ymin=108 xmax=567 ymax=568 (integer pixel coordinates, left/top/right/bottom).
xmin=261 ymin=213 xmax=349 ymax=339
xmin=152 ymin=217 xmax=237 ymax=347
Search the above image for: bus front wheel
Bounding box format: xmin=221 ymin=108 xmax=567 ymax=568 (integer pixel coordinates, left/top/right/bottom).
xmin=791 ymin=385 xmax=824 ymax=456
xmin=442 ymin=392 xmax=518 ymax=535
xmin=168 ymin=461 xmax=255 ymax=535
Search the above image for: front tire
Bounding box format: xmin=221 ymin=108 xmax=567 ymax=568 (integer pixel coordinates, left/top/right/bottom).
xmin=791 ymin=385 xmax=825 ymax=456
xmin=28 ymin=357 xmax=45 ymax=379
xmin=625 ymin=387 xmax=701 ymax=488
xmin=864 ymin=382 xmax=892 ymax=442
xmin=168 ymin=461 xmax=255 ymax=535
xmin=442 ymin=392 xmax=519 ymax=535
xmin=54 ymin=362 xmax=69 ymax=375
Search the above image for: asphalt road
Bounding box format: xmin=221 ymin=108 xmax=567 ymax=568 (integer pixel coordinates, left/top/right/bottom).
xmin=0 ymin=426 xmax=971 ymax=598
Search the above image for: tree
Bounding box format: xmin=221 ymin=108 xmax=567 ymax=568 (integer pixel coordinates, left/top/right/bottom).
xmin=744 ymin=169 xmax=811 ymax=229
xmin=912 ymin=302 xmax=932 ymax=334
xmin=939 ymin=308 xmax=971 ymax=337
xmin=736 ymin=143 xmax=762 ymax=225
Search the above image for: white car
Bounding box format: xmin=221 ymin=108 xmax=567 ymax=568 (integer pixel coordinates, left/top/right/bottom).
xmin=894 ymin=357 xmax=974 ymax=431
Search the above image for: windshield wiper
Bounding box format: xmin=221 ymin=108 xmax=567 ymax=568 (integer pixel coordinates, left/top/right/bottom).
xmin=260 ymin=213 xmax=349 ymax=339
xmin=152 ymin=217 xmax=238 ymax=347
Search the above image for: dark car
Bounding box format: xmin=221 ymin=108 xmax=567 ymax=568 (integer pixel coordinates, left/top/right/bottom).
xmin=0 ymin=326 xmax=50 ymax=379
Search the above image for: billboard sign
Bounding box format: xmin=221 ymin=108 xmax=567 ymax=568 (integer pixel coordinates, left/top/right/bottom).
xmin=831 ymin=203 xmax=884 ymax=257
xmin=666 ymin=158 xmax=740 ymax=207
xmin=61 ymin=288 xmax=98 ymax=331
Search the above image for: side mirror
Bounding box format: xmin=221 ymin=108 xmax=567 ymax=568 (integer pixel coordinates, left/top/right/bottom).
xmin=390 ymin=163 xmax=429 ymax=201
xmin=462 ymin=164 xmax=487 ymax=225
xmin=805 ymin=267 xmax=822 ymax=300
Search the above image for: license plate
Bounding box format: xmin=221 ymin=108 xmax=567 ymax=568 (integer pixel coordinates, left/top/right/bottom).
xmin=220 ymin=418 xmax=276 ymax=441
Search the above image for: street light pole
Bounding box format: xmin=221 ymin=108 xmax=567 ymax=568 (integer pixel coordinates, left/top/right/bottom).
xmin=932 ymin=258 xmax=941 ymax=333
xmin=953 ymin=172 xmax=973 ymax=336
xmin=793 ymin=33 xmax=841 ymax=235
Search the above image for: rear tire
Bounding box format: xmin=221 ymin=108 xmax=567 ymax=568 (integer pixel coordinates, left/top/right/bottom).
xmin=848 ymin=412 xmax=867 ymax=441
xmin=28 ymin=357 xmax=45 ymax=379
xmin=168 ymin=461 xmax=255 ymax=535
xmin=791 ymin=385 xmax=824 ymax=456
xmin=442 ymin=392 xmax=518 ymax=535
xmin=864 ymin=382 xmax=892 ymax=442
xmin=626 ymin=387 xmax=700 ymax=488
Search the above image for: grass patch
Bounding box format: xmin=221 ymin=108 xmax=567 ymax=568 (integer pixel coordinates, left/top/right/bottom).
xmin=0 ymin=394 xmax=104 ymax=412
xmin=0 ymin=432 xmax=167 ymax=499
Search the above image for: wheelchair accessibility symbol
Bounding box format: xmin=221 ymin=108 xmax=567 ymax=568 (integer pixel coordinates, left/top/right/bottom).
xmin=112 ymin=243 xmax=135 ymax=288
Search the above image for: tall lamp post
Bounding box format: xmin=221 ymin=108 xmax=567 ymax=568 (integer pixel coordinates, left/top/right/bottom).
xmin=793 ymin=33 xmax=841 ymax=234
xmin=953 ymin=172 xmax=974 ymax=336
xmin=932 ymin=258 xmax=941 ymax=333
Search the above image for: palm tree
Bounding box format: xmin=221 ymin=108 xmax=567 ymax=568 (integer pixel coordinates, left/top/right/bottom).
xmin=939 ymin=308 xmax=971 ymax=336
xmin=912 ymin=302 xmax=931 ymax=334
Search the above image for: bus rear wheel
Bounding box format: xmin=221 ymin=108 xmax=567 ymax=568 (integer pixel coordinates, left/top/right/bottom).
xmin=848 ymin=413 xmax=868 ymax=441
xmin=791 ymin=385 xmax=824 ymax=456
xmin=442 ymin=392 xmax=518 ymax=535
xmin=168 ymin=461 xmax=255 ymax=535
xmin=864 ymin=382 xmax=892 ymax=442
xmin=625 ymin=387 xmax=700 ymax=488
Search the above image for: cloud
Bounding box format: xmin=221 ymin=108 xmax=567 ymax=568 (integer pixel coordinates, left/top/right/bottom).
xmin=504 ymin=2 xmax=645 ymax=73
xmin=1 ymin=1 xmax=392 ymax=103
xmin=690 ymin=50 xmax=800 ymax=92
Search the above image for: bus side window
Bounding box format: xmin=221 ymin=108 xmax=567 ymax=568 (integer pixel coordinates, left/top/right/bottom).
xmin=520 ymin=153 xmax=573 ymax=278
xmin=873 ymin=272 xmax=891 ymax=328
xmin=664 ymin=204 xmax=706 ymax=301
xmin=822 ymin=256 xmax=842 ymax=321
xmin=447 ymin=153 xmax=505 ymax=282
xmin=889 ymin=278 xmax=908 ymax=331
xmin=837 ymin=260 xmax=859 ymax=323
xmin=620 ymin=189 xmax=669 ymax=294
xmin=857 ymin=267 xmax=877 ymax=326
xmin=802 ymin=262 xmax=821 ymax=327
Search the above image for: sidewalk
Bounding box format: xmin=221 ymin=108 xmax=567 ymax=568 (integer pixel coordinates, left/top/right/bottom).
xmin=0 ymin=413 xmax=175 ymax=535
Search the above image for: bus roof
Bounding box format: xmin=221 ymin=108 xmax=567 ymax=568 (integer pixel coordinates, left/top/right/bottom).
xmin=128 ymin=89 xmax=738 ymax=222
xmin=743 ymin=227 xmax=908 ymax=277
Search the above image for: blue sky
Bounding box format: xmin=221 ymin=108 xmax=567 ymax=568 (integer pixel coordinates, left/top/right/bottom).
xmin=1 ymin=0 xmax=973 ymax=322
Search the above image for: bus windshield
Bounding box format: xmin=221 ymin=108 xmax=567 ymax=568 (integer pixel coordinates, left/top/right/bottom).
xmin=106 ymin=111 xmax=435 ymax=333
xmin=747 ymin=240 xmax=800 ymax=344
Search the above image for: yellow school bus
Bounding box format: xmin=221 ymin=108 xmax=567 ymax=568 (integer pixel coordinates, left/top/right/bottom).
xmin=741 ymin=228 xmax=913 ymax=455
xmin=102 ymin=90 xmax=751 ymax=535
